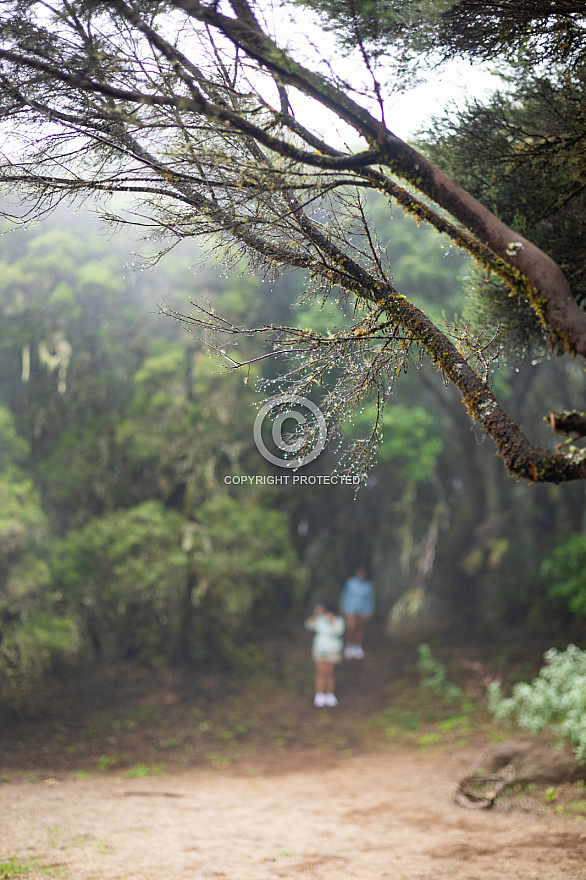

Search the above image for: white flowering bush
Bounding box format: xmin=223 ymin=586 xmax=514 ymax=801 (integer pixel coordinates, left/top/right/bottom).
xmin=488 ymin=644 xmax=586 ymax=763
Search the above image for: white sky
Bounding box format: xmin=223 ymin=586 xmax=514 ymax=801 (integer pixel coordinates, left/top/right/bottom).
xmin=385 ymin=60 xmax=501 ymax=140
xmin=262 ymin=3 xmax=503 ymax=145
xmin=277 ymin=57 xmax=501 ymax=152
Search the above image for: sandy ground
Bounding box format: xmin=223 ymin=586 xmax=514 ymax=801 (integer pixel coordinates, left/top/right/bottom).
xmin=2 ymin=747 xmax=586 ymax=880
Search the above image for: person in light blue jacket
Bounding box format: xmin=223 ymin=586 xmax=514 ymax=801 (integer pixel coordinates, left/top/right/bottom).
xmin=340 ymin=567 xmax=375 ymax=659
xmin=305 ymin=603 xmax=345 ymax=707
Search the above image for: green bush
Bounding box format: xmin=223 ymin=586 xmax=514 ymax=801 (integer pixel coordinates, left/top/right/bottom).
xmin=1 ymin=613 xmax=80 ymax=685
xmin=488 ymin=644 xmax=586 ymax=763
xmin=542 ymin=533 xmax=586 ymax=616
xmin=48 ymin=496 xmax=302 ymax=669
xmin=186 ymin=494 xmax=303 ymax=662
xmin=50 ymin=500 xmax=188 ymax=665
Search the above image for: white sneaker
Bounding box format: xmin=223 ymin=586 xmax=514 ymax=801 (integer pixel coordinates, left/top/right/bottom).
xmin=354 ymin=646 xmax=365 ymax=659
xmin=314 ymin=692 xmax=326 ymax=707
xmin=324 ymin=693 xmax=338 ymax=707
xmin=344 ymin=645 xmax=355 ymax=659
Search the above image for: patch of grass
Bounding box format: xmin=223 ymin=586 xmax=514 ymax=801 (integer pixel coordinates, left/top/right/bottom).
xmin=563 ymin=799 xmax=586 ymax=813
xmin=398 ymin=713 xmax=422 ymax=730
xmin=124 ymin=763 xmax=163 ymax=778
xmin=417 ymin=732 xmax=444 ymax=747
xmin=489 ymin=730 xmax=509 ymax=743
xmin=207 ymin=754 xmax=230 ymax=768
xmin=382 ymin=723 xmax=409 ymax=742
xmin=159 ymin=736 xmax=184 ymax=748
xmin=0 ymin=858 xmax=55 ymax=877
xmin=368 ymin=689 xmax=491 ymax=750
xmin=437 ymin=715 xmax=470 ymax=732
xmin=233 ymin=722 xmax=251 ymax=736
xmin=0 ymin=857 xmax=33 ymax=876
xmin=369 ymin=707 xmax=422 ymax=732
xmin=96 ymin=755 xmax=117 ymax=772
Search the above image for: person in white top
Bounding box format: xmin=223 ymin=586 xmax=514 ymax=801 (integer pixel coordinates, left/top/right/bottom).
xmin=304 ymin=603 xmax=345 ymax=707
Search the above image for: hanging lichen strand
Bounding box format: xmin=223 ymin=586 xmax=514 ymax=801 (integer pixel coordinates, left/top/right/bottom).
xmin=38 ymin=334 xmax=73 ymax=395
xmin=0 ymin=0 xmax=585 ymax=481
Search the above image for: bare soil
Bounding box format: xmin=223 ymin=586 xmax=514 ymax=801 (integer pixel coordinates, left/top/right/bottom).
xmin=1 ymin=631 xmax=586 ymax=879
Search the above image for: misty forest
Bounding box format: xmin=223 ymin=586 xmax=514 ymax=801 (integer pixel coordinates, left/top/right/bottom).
xmin=2 ymin=2 xmax=586 ymax=878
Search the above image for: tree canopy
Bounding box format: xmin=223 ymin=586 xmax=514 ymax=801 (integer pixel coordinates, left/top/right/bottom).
xmin=1 ymin=0 xmax=586 ymax=481
xmin=0 ymin=214 xmax=307 ymax=684
xmin=438 ymin=0 xmax=586 ymax=64
xmin=2 ymin=191 xmax=586 ymax=687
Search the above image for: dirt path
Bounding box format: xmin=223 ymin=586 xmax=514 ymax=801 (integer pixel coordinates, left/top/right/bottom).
xmin=3 ymin=747 xmax=586 ymax=880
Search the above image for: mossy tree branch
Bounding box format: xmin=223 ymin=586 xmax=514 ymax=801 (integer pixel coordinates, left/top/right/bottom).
xmin=0 ymin=0 xmax=585 ymax=481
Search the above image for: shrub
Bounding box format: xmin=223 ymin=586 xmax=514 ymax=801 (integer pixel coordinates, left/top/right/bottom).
xmin=50 ymin=500 xmax=188 ymax=665
xmin=0 ymin=612 xmax=80 ymax=688
xmin=488 ymin=644 xmax=586 ymax=764
xmin=417 ymin=643 xmax=463 ymax=705
xmin=542 ymin=533 xmax=586 ymax=616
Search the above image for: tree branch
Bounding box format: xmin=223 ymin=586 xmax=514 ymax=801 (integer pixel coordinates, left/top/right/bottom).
xmin=172 ymin=0 xmax=586 ymax=358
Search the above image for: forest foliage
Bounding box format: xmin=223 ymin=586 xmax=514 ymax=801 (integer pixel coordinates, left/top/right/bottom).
xmin=1 ymin=203 xmax=586 ymax=692
xmin=1 ymin=0 xmax=586 ymax=691
xmin=0 ymin=215 xmax=307 ymax=687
